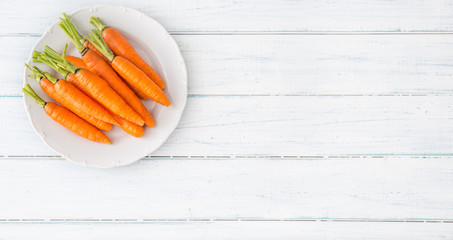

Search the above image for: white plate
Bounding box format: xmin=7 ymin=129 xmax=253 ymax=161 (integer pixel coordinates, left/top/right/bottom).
xmin=23 ymin=5 xmax=187 ymax=168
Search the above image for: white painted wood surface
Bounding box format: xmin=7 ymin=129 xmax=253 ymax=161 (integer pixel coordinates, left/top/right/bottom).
xmin=1 ymin=0 xmax=453 ymax=238
xmin=1 ymin=222 xmax=452 ymax=240
xmin=1 ymin=0 xmax=453 ymax=33
xmin=3 ymin=35 xmax=453 ymax=96
xmin=2 ymin=96 xmax=453 ymax=156
xmin=0 ymin=157 xmax=452 ymax=220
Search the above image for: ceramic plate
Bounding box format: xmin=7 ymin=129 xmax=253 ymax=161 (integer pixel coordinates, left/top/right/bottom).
xmin=23 ymin=5 xmax=187 ymax=168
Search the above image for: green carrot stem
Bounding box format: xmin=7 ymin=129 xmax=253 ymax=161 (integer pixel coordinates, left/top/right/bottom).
xmin=86 ymin=29 xmax=114 ymax=61
xmin=35 ymin=66 xmax=58 ymax=84
xmin=41 ymin=44 xmax=78 ymax=73
xmin=42 ymin=71 xmax=59 ymax=83
xmin=32 ymin=51 xmax=41 ymax=59
xmin=32 ymin=50 xmax=71 ymax=78
xmin=25 ymin=63 xmax=43 ymax=82
xmin=24 ymin=63 xmax=57 ymax=84
xmin=59 ymin=12 xmax=85 ymax=52
xmin=44 ymin=45 xmax=64 ymax=60
xmin=22 ymin=84 xmax=46 ymax=108
xmin=90 ymin=16 xmax=107 ymax=32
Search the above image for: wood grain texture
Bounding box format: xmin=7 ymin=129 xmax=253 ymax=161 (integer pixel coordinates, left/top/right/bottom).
xmin=0 ymin=157 xmax=452 ymax=220
xmin=3 ymin=35 xmax=453 ymax=97
xmin=0 ymin=222 xmax=452 ymax=239
xmin=2 ymin=0 xmax=453 ymax=234
xmin=1 ymin=0 xmax=453 ymax=34
xmin=2 ymin=96 xmax=453 ymax=156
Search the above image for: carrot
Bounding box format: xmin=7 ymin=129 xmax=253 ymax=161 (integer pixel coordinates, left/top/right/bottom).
xmin=32 ymin=60 xmax=142 ymax=136
xmin=50 ymin=60 xmax=145 ymax=136
xmin=59 ymin=15 xmax=155 ymax=127
xmin=84 ymin=32 xmax=148 ymax=100
xmin=80 ymin=50 xmax=154 ymax=127
xmin=111 ymin=56 xmax=170 ymax=106
xmin=35 ymin=45 xmax=145 ymax=126
xmin=26 ymin=64 xmax=112 ymax=131
xmin=31 ymin=51 xmax=119 ymax=126
xmin=75 ymin=68 xmax=145 ymax=126
xmin=84 ymin=40 xmax=149 ymax=100
xmin=83 ymin=40 xmax=110 ymax=63
xmin=124 ymin=80 xmax=148 ymax=100
xmin=65 ymin=55 xmax=88 ymax=69
xmin=65 ymin=71 xmax=86 ymax=94
xmin=84 ymin=32 xmax=149 ymax=100
xmin=22 ymin=84 xmax=111 ymax=144
xmin=65 ymin=73 xmax=144 ymax=136
xmin=39 ymin=59 xmax=143 ymax=136
xmin=32 ymin=58 xmax=143 ymax=136
xmin=114 ymin=114 xmax=144 ymax=137
xmin=82 ymin=32 xmax=148 ymax=100
xmin=59 ymin=13 xmax=148 ymax=100
xmin=87 ymin=29 xmax=170 ymax=106
xmin=91 ymin=16 xmax=166 ymax=89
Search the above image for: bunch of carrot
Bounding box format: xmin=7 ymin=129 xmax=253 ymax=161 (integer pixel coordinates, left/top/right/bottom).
xmin=24 ymin=13 xmax=170 ymax=144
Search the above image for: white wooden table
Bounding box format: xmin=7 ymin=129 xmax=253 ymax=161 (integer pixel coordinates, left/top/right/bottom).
xmin=1 ymin=0 xmax=453 ymax=239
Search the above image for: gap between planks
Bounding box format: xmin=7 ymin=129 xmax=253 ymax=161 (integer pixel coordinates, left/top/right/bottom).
xmin=3 ymin=32 xmax=453 ymax=37
xmin=2 ymin=155 xmax=453 ymax=159
xmin=0 ymin=218 xmax=452 ymax=223
xmin=0 ymin=94 xmax=442 ymax=97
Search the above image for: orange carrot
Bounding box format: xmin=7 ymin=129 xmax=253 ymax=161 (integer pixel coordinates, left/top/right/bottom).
xmin=56 ymin=64 xmax=145 ymax=136
xmin=125 ymin=80 xmax=148 ymax=100
xmin=54 ymin=77 xmax=119 ymax=125
xmin=31 ymin=52 xmax=119 ymax=126
xmin=80 ymin=30 xmax=148 ymax=100
xmin=26 ymin=65 xmax=112 ymax=131
xmin=91 ymin=16 xmax=166 ymax=89
xmin=37 ymin=60 xmax=143 ymax=136
xmin=87 ymin=29 xmax=170 ymax=106
xmin=67 ymin=74 xmax=144 ymax=136
xmin=85 ymin=33 xmax=149 ymax=100
xmin=22 ymin=84 xmax=111 ymax=144
xmin=84 ymin=39 xmax=148 ymax=100
xmin=83 ymin=40 xmax=110 ymax=63
xmin=83 ymin=50 xmax=155 ymax=126
xmin=111 ymin=57 xmax=170 ymax=106
xmin=114 ymin=114 xmax=144 ymax=137
xmin=64 ymin=55 xmax=88 ymax=69
xmin=36 ymin=45 xmax=145 ymax=126
xmin=60 ymin=14 xmax=154 ymax=126
xmin=52 ymin=68 xmax=143 ymax=136
xmin=65 ymin=72 xmax=84 ymax=91
xmin=75 ymin=68 xmax=145 ymax=125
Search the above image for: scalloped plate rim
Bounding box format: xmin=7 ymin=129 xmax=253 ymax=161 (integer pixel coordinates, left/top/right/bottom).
xmin=22 ymin=5 xmax=187 ymax=168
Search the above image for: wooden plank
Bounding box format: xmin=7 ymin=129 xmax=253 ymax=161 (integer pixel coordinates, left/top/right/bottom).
xmin=1 ymin=95 xmax=453 ymax=156
xmin=0 ymin=157 xmax=452 ymax=219
xmin=3 ymin=35 xmax=453 ymax=97
xmin=1 ymin=0 xmax=453 ymax=34
xmin=0 ymin=36 xmax=36 ymax=96
xmin=0 ymin=221 xmax=452 ymax=239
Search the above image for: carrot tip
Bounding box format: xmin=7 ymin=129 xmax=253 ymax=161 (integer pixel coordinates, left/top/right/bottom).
xmin=145 ymin=122 xmax=155 ymax=128
xmin=104 ymin=125 xmax=113 ymax=132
